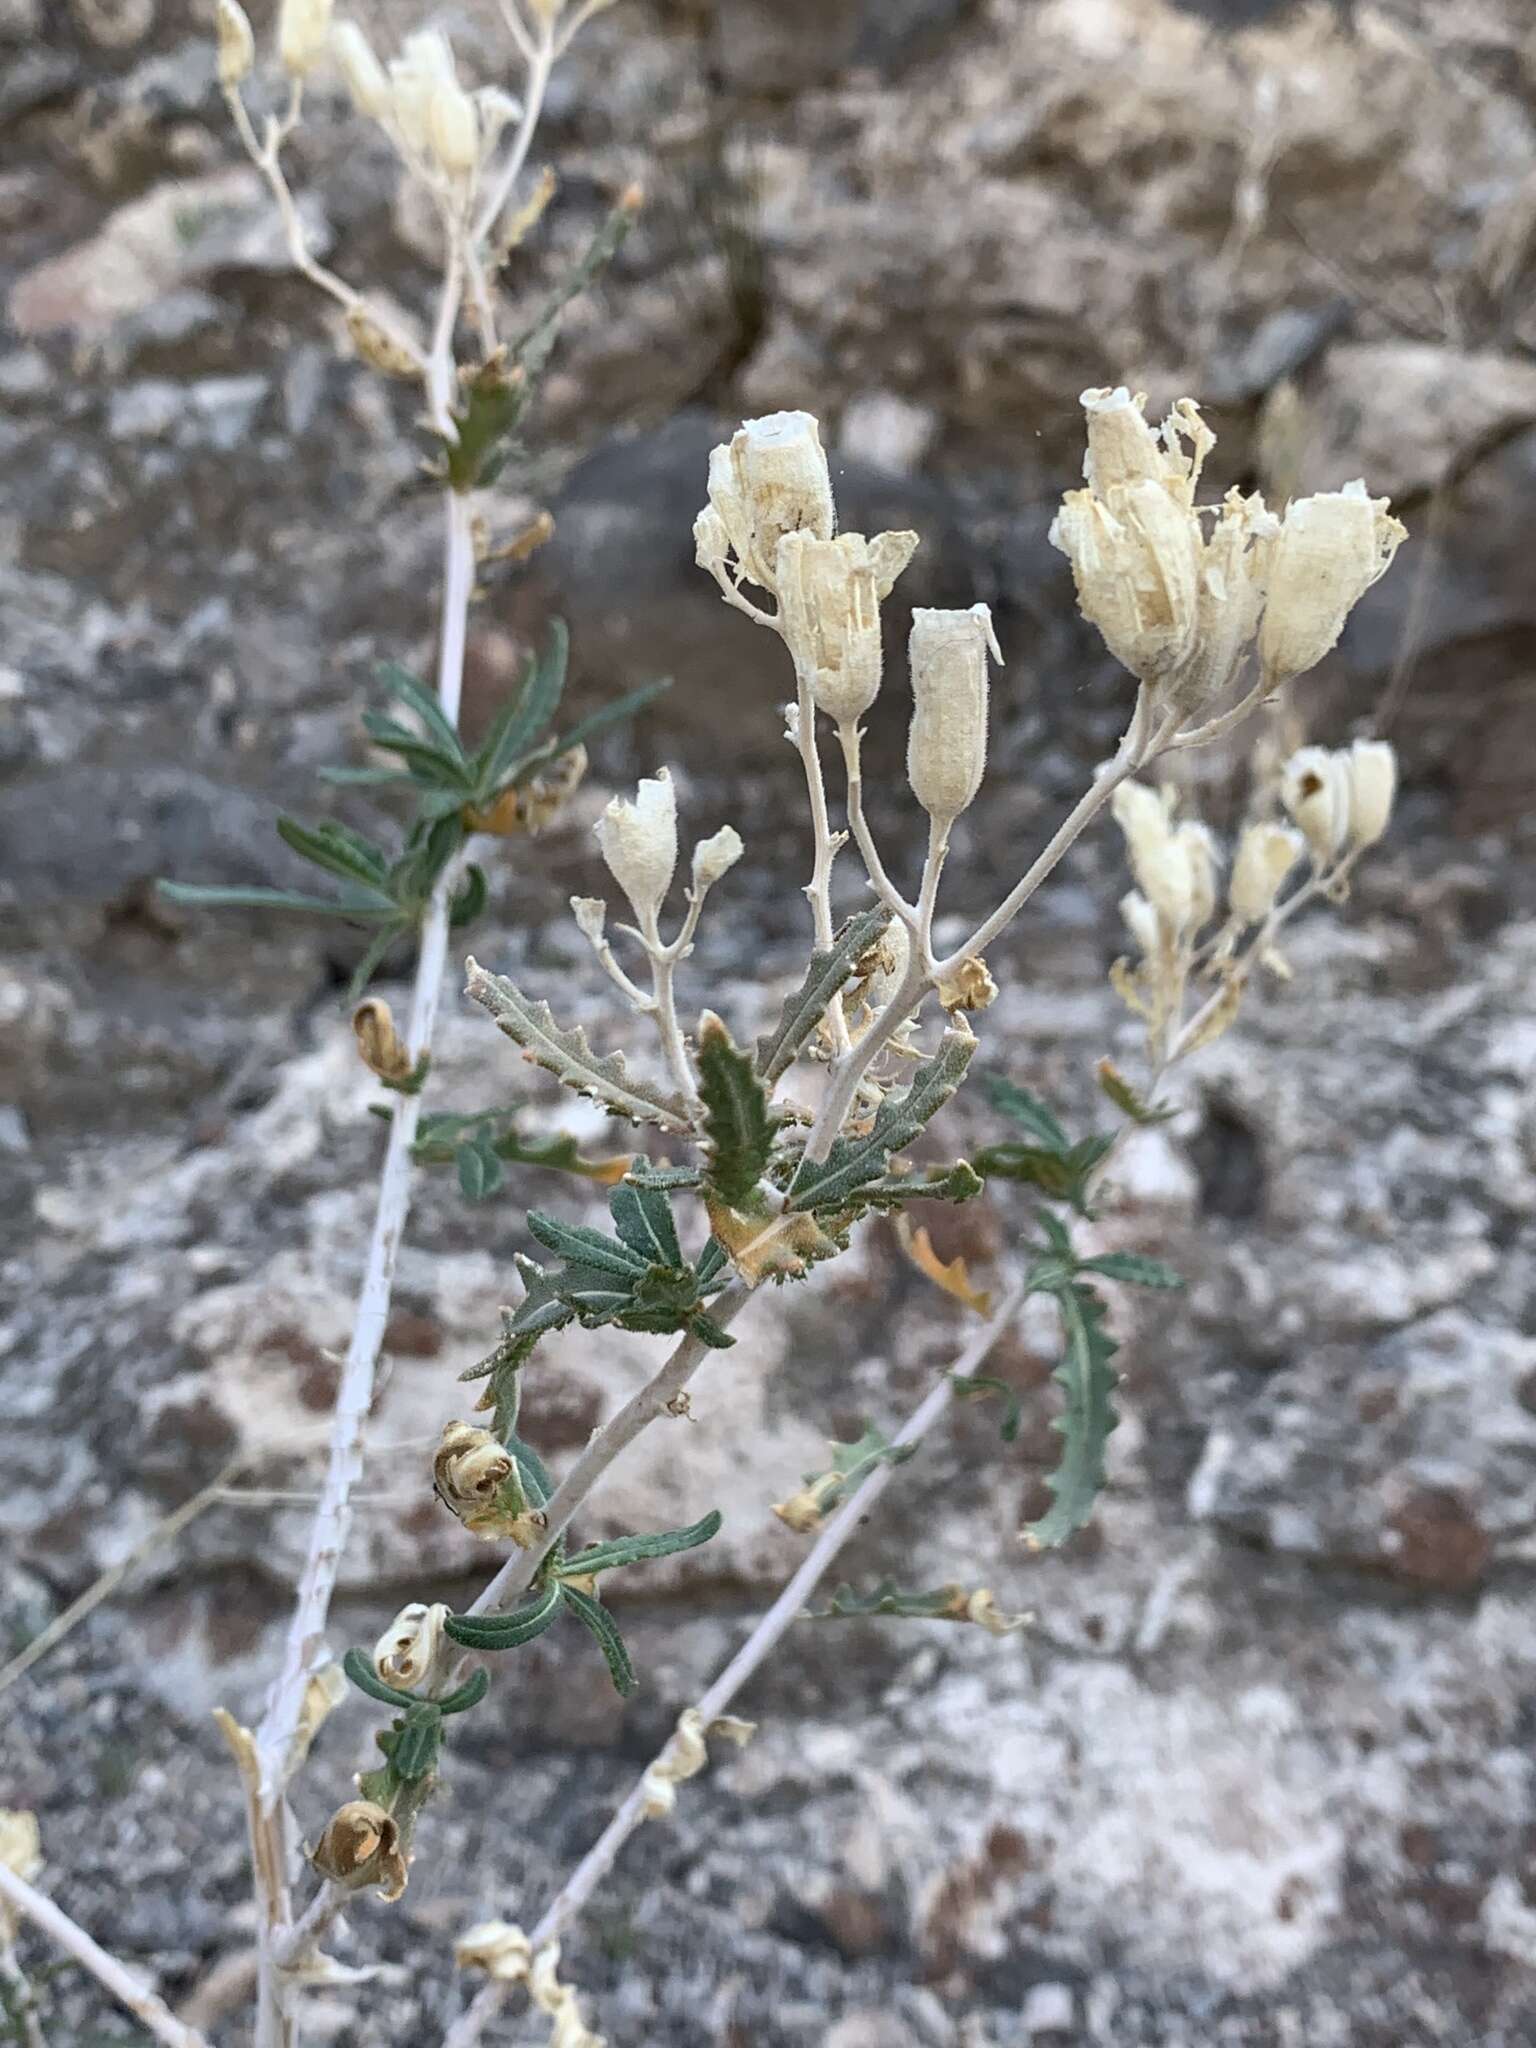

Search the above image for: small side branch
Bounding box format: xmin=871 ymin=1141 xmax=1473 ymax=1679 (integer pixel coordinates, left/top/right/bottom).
xmin=0 ymin=1865 xmax=207 ymax=2048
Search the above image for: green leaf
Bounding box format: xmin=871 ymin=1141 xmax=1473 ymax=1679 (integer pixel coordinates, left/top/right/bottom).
xmin=982 ymin=1075 xmax=1070 ymax=1150
xmin=560 ymin=1508 xmax=723 ymax=1579
xmin=950 ymin=1372 xmax=1022 ymax=1443
xmin=610 ymin=1180 xmax=682 ymax=1267
xmin=972 ymin=1134 xmax=1114 ymax=1215
xmin=156 ymin=882 xmax=395 ymax=920
xmin=1022 ymin=1280 xmax=1119 ymax=1551
xmin=695 ymin=1236 xmax=729 ymax=1290
xmin=687 ymin=1310 xmax=737 ymax=1349
xmin=624 ymin=1161 xmax=700 ymax=1192
xmin=506 ymin=1432 xmax=555 ymax=1507
xmin=840 ymin=1160 xmax=985 ymax=1211
xmin=346 ymin=922 xmax=408 ymax=1003
xmin=697 ymin=1012 xmax=780 ymax=1207
xmin=457 ymin=1139 xmax=503 ymax=1202
xmin=510 ymin=190 xmax=639 ymax=380
xmin=1096 ymin=1057 xmax=1177 ymax=1127
xmin=467 ymin=962 xmax=692 ymax=1133
xmin=443 ymin=355 xmax=526 ymax=494
xmin=787 ymin=1030 xmax=975 ymax=1213
xmin=755 ymin=906 xmax=892 ymax=1083
xmin=341 ymin=1647 xmax=419 ymax=1710
xmin=471 ymin=622 xmax=569 ymax=794
xmin=558 ymin=1264 xmax=643 ymax=1325
xmin=388 ymin=1702 xmax=445 ymax=1782
xmin=444 ymin=1582 xmax=565 ymax=1652
xmin=551 ymin=677 xmax=670 ymax=759
xmin=378 ymin=661 xmax=467 ymax=764
xmin=1078 ymin=1252 xmax=1184 ymax=1290
xmin=450 ymin=864 xmax=489 ymax=930
xmin=562 ymin=1585 xmax=637 ymax=1697
xmin=318 ymin=764 xmax=415 ymax=787
xmin=804 ymin=1579 xmax=969 ymax=1623
xmin=437 ymin=1667 xmax=491 ymax=1716
xmin=276 ymin=816 xmax=394 ymax=893
xmin=527 ymin=1211 xmax=647 ymax=1279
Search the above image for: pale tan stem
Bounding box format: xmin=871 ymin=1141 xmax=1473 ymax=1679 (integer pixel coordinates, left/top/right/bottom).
xmin=441 ymin=1286 xmax=1025 ymax=2048
xmin=0 ymin=1866 xmax=206 ymax=2048
xmin=837 ymin=722 xmax=916 ymax=924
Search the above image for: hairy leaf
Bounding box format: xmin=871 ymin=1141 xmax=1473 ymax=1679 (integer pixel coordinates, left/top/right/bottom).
xmin=842 ymin=1161 xmax=985 ymax=1210
xmin=972 ymin=1134 xmax=1114 ymax=1214
xmin=982 ymin=1075 xmax=1070 ymax=1150
xmin=698 ymin=1012 xmax=780 ymax=1207
xmin=787 ymin=1030 xmax=975 ymax=1213
xmin=467 ymin=961 xmax=692 ymax=1132
xmin=341 ymin=1647 xmax=419 ymax=1710
xmin=437 ymin=1668 xmax=491 ymax=1716
xmin=472 ymin=622 xmax=569 ymax=793
xmin=444 ymin=1582 xmax=565 ymax=1652
xmin=804 ymin=1579 xmax=970 ymax=1623
xmin=754 ymin=906 xmax=893 ymax=1082
xmin=527 ymin=1211 xmax=648 ymax=1280
xmin=610 ymin=1180 xmax=682 ymax=1267
xmin=443 ymin=354 xmax=526 ymax=494
xmin=377 ymin=660 xmax=466 ymax=763
xmin=1022 ymin=1280 xmax=1119 ymax=1551
xmin=562 ymin=1585 xmax=638 ymax=1697
xmin=560 ymin=1508 xmax=722 ymax=1579
xmin=1078 ymin=1251 xmax=1184 ymax=1290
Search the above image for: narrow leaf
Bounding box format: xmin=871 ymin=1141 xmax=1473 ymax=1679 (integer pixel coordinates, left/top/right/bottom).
xmin=552 ymin=677 xmax=670 ymax=758
xmin=341 ymin=1647 xmax=418 ymax=1710
xmin=562 ymin=1585 xmax=638 ymax=1697
xmin=156 ymin=882 xmax=395 ymax=920
xmin=950 ymin=1373 xmax=1022 ymax=1443
xmin=1096 ymin=1056 xmax=1176 ymax=1127
xmin=475 ymin=622 xmax=569 ymax=792
xmin=755 ymin=906 xmax=893 ymax=1083
xmin=276 ymin=817 xmax=393 ymax=892
xmin=444 ymin=1583 xmax=564 ymax=1652
xmin=982 ymin=1075 xmax=1069 ymax=1151
xmin=527 ymin=1211 xmax=647 ymax=1278
xmin=610 ymin=1181 xmax=682 ymax=1267
xmin=377 ymin=660 xmax=467 ymax=764
xmin=437 ymin=1667 xmax=491 ymax=1716
xmin=560 ymin=1508 xmax=723 ymax=1578
xmin=1022 ymin=1281 xmax=1120 ymax=1551
xmin=698 ymin=1012 xmax=779 ymax=1207
xmin=788 ymin=1030 xmax=975 ymax=1213
xmin=467 ymin=961 xmax=692 ymax=1133
xmin=1079 ymin=1251 xmax=1184 ymax=1290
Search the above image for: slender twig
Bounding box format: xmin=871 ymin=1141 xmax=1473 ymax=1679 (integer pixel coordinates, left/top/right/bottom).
xmin=0 ymin=1866 xmax=206 ymax=2048
xmin=469 ymin=1282 xmax=753 ymax=1616
xmin=837 ymin=722 xmax=916 ymax=925
xmin=474 ymin=20 xmax=555 ymax=246
xmin=442 ymin=1286 xmax=1026 ymax=2048
xmin=0 ymin=1937 xmax=46 ymax=2048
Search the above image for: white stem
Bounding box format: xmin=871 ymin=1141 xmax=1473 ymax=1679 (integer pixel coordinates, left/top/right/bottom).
xmin=838 ymin=723 xmax=916 ymax=925
xmin=247 ymin=490 xmax=478 ymax=2047
xmin=791 ymin=678 xmax=852 ymax=1054
xmin=475 ymin=25 xmax=554 ymax=248
xmin=442 ymin=1287 xmax=1025 ymax=2048
xmin=0 ymin=1937 xmax=46 ymax=2048
xmin=914 ymin=816 xmax=950 ymax=965
xmin=640 ymin=910 xmax=700 ymax=1106
xmin=0 ymin=1866 xmax=206 ymax=2048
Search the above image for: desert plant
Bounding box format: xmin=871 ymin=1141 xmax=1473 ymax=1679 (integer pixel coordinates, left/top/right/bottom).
xmin=0 ymin=7 xmax=1411 ymax=2047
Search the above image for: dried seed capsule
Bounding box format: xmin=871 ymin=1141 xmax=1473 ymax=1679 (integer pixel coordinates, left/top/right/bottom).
xmin=776 ymin=530 xmax=917 ymax=725
xmin=311 ymin=1801 xmax=407 ymax=1900
xmin=352 ymin=996 xmax=413 ymax=1081
xmin=594 ymin=769 xmax=678 ymax=928
xmin=1281 ymin=746 xmax=1351 ymax=865
xmin=1344 ymin=737 xmax=1396 ymax=849
xmin=705 ymin=412 xmax=835 ymax=595
xmin=1050 ymin=480 xmax=1202 ymax=688
xmin=433 ymin=1421 xmax=536 ymax=1541
xmin=428 ymin=77 xmax=480 ymax=178
xmin=277 ymin=0 xmax=333 ymax=77
xmin=691 ymin=824 xmax=744 ymax=892
xmin=906 ymin=605 xmax=999 ymax=826
xmin=1228 ymin=820 xmax=1304 ymax=924
xmin=1111 ymin=779 xmax=1193 ymax=931
xmin=373 ymin=1601 xmax=451 ymax=1692
xmin=215 ymin=0 xmax=255 ymax=88
xmin=345 ymin=304 xmax=419 ymax=379
xmin=1259 ymin=481 xmax=1406 ymax=684
xmin=331 ymin=18 xmax=390 ymax=118
xmin=1175 ymin=820 xmax=1221 ymax=931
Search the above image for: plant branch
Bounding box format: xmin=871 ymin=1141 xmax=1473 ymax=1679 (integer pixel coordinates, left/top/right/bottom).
xmin=442 ymin=1285 xmax=1025 ymax=2048
xmin=468 ymin=1281 xmax=753 ymax=1617
xmin=0 ymin=1865 xmax=207 ymax=2048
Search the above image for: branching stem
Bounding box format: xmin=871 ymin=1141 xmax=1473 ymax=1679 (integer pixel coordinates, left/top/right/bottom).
xmin=0 ymin=1865 xmax=206 ymax=2048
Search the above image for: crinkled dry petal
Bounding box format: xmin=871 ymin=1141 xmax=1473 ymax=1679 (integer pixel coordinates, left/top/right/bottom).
xmin=1228 ymin=821 xmax=1304 ymax=924
xmin=1259 ymin=481 xmax=1406 ymax=683
xmin=1345 ymin=738 xmax=1397 ymax=848
xmin=1281 ymin=745 xmax=1351 ymax=865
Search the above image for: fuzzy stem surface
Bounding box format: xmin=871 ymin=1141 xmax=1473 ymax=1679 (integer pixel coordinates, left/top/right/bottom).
xmin=0 ymin=1865 xmax=207 ymax=2048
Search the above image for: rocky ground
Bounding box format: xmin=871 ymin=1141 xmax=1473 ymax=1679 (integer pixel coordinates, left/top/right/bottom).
xmin=4 ymin=1 xmax=1536 ymax=2043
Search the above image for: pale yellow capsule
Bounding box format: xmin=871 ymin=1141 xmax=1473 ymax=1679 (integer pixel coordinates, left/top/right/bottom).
xmin=906 ymin=605 xmax=999 ymax=825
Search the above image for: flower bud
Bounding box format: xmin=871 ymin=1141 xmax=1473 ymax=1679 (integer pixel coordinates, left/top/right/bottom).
xmin=1119 ymin=889 xmax=1161 ymax=958
xmin=1228 ymin=821 xmax=1304 ymax=924
xmin=312 ymin=1800 xmax=407 ymax=1900
xmin=704 ymin=413 xmax=835 ymax=594
xmin=388 ymin=56 xmax=433 ymax=152
xmin=1344 ymin=737 xmax=1396 ymax=849
xmin=428 ymin=78 xmax=480 ymax=179
xmin=594 ymin=769 xmax=678 ymax=928
xmin=570 ymin=895 xmax=607 ymax=944
xmin=278 ymin=0 xmax=333 ymax=77
xmin=1258 ymin=481 xmax=1406 ymax=683
xmin=776 ymin=529 xmax=917 ymax=725
xmin=691 ymin=824 xmax=743 ymax=892
xmin=330 ymin=18 xmax=389 ymax=118
xmin=215 ymin=0 xmax=255 ymax=88
xmin=906 ymin=605 xmax=999 ymax=825
xmin=373 ymin=1601 xmax=451 ymax=1692
xmin=1281 ymin=746 xmax=1350 ymax=865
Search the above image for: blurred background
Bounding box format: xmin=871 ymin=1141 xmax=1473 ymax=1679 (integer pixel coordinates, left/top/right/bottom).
xmin=4 ymin=1 xmax=1536 ymax=2043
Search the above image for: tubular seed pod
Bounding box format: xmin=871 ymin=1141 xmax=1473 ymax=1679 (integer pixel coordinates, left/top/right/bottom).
xmin=1259 ymin=481 xmax=1407 ymax=684
xmin=1228 ymin=820 xmax=1305 ymax=924
xmin=216 ymin=0 xmax=255 ymax=88
xmin=278 ymin=0 xmax=333 ymax=77
xmin=331 ymin=18 xmax=390 ymax=117
xmin=594 ymin=769 xmax=678 ymax=927
xmin=906 ymin=605 xmax=999 ymax=825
